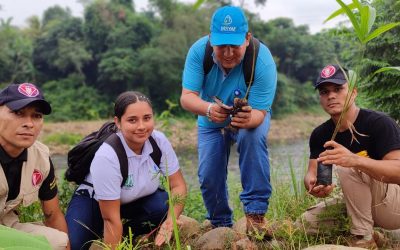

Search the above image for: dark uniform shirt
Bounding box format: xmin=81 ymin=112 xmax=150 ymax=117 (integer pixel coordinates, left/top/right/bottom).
xmin=0 ymin=145 xmax=58 ymax=202
xmin=310 ymin=109 xmax=400 ymax=160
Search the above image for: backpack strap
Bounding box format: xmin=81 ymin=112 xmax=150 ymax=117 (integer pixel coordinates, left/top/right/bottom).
xmin=242 ymin=37 xmax=260 ymax=87
xmin=149 ymin=135 xmax=161 ymax=167
xmin=203 ymin=37 xmax=260 ymax=88
xmin=105 ymin=133 xmax=128 ymax=187
xmin=203 ymin=40 xmax=214 ymax=76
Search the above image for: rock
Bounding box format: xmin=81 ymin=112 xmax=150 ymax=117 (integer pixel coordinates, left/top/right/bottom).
xmin=303 ymin=244 xmax=366 ymax=250
xmin=178 ymin=215 xmax=201 ymax=239
xmin=234 ymin=238 xmax=258 ymax=250
xmin=195 ymin=227 xmax=240 ymax=250
xmin=232 ymin=217 xmax=247 ymax=236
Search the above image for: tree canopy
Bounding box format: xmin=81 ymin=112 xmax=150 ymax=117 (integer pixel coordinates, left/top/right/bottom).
xmin=0 ymin=0 xmax=398 ymax=121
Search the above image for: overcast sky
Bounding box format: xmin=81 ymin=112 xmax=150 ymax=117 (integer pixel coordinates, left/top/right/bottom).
xmin=0 ymin=0 xmax=349 ymax=34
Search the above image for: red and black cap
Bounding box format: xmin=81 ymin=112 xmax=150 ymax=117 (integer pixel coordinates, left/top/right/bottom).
xmin=315 ymin=64 xmax=348 ymax=88
xmin=0 ymin=83 xmax=52 ymax=115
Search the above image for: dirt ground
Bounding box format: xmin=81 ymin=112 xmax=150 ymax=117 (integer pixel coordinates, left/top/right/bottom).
xmin=39 ymin=112 xmax=329 ymax=155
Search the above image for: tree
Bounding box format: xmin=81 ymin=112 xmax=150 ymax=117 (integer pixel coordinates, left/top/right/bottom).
xmin=256 ymin=18 xmax=337 ymax=83
xmin=0 ymin=21 xmax=35 ymax=83
xmin=42 ymin=74 xmax=110 ymax=121
xmin=360 ymin=0 xmax=400 ymax=122
xmin=97 ymin=48 xmax=138 ymax=99
xmin=33 ymin=17 xmax=87 ymax=82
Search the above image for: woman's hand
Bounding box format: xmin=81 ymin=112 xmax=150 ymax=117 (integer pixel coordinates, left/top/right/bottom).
xmin=154 ymin=218 xmax=181 ymax=246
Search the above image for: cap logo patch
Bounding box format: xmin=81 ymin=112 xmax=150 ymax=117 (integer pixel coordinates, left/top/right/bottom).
xmin=32 ymin=169 xmax=43 ymax=187
xmin=223 ymin=15 xmax=232 ymax=25
xmin=221 ymin=15 xmax=236 ymax=32
xmin=321 ymin=65 xmax=336 ymax=78
xmin=18 ymin=83 xmax=39 ymax=97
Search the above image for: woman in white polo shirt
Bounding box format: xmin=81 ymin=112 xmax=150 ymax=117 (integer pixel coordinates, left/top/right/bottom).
xmin=65 ymin=91 xmax=187 ymax=249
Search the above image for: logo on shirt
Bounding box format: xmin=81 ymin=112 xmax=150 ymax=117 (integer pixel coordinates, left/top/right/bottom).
xmin=123 ymin=174 xmax=134 ymax=188
xmin=32 ymin=169 xmax=43 ymax=187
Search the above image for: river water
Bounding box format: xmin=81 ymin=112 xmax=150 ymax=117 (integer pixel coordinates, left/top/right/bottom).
xmin=52 ymin=139 xmax=309 ymax=188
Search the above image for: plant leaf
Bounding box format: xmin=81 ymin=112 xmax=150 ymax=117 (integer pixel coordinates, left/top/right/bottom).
xmin=193 ymin=0 xmax=205 ymax=10
xmin=335 ymin=0 xmax=362 ymax=42
xmin=372 ymin=66 xmax=400 ymax=76
xmin=363 ymin=22 xmax=400 ymax=43
xmin=366 ymin=5 xmax=376 ymax=34
xmin=324 ymin=2 xmax=357 ymax=23
xmin=360 ymin=4 xmax=376 ymax=38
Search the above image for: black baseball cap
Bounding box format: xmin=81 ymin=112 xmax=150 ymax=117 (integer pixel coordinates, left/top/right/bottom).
xmin=0 ymin=83 xmax=52 ymax=114
xmin=314 ymin=64 xmax=348 ymax=88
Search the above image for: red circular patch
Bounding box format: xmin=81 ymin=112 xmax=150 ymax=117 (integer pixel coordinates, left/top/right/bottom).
xmin=32 ymin=169 xmax=43 ymax=186
xmin=320 ymin=65 xmax=336 ymax=79
xmin=18 ymin=83 xmax=39 ymax=97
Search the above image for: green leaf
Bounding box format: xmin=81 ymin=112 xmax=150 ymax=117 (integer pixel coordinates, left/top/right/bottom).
xmin=362 ymin=22 xmax=400 ymax=43
xmin=359 ymin=4 xmax=376 ymax=38
xmin=372 ymin=67 xmax=400 ymax=76
xmin=351 ymin=0 xmax=362 ymax=12
xmin=324 ymin=3 xmax=357 ymax=23
xmin=335 ymin=0 xmax=362 ymax=42
xmin=193 ymin=0 xmax=205 ymax=10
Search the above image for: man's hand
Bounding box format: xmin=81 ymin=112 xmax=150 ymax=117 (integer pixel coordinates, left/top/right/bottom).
xmin=318 ymin=140 xmax=360 ymax=168
xmin=230 ymin=105 xmax=252 ymax=128
xmin=304 ymin=168 xmax=335 ymax=198
xmin=208 ymin=103 xmax=232 ymax=123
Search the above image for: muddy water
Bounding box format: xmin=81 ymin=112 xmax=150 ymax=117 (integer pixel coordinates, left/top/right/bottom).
xmin=52 ymin=139 xmax=309 ymax=188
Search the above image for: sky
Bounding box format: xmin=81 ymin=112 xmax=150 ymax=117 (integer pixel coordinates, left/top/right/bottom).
xmin=0 ymin=0 xmax=349 ymax=34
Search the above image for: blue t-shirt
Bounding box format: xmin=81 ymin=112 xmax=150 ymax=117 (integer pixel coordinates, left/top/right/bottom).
xmin=182 ymin=35 xmax=277 ymax=128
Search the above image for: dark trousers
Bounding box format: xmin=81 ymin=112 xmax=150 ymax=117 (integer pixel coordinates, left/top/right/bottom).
xmin=65 ymin=189 xmax=169 ymax=250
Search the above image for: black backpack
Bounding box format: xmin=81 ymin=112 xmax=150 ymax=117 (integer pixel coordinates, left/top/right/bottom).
xmin=65 ymin=121 xmax=161 ymax=187
xmin=203 ymin=37 xmax=261 ymax=87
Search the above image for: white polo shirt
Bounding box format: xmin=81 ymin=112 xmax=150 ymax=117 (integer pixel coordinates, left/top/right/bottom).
xmin=78 ymin=130 xmax=179 ymax=204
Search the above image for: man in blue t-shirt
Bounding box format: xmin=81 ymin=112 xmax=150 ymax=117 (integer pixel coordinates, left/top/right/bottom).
xmin=180 ymin=5 xmax=277 ymax=237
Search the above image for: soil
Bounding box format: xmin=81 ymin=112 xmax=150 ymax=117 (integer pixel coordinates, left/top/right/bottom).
xmin=39 ymin=112 xmax=329 ymax=155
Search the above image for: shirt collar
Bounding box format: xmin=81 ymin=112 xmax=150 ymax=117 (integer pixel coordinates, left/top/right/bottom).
xmin=0 ymin=145 xmax=28 ymax=165
xmin=116 ymin=132 xmax=153 ymax=158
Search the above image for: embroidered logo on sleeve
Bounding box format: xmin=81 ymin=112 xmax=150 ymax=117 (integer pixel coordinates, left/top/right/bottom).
xmin=49 ymin=177 xmax=57 ymax=190
xmin=32 ymin=169 xmax=43 ymax=187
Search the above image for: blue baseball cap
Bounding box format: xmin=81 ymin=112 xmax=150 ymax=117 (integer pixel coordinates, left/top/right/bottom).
xmin=210 ymin=6 xmax=248 ymax=46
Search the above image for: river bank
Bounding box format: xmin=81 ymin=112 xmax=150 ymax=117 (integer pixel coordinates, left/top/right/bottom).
xmin=39 ymin=111 xmax=329 ymax=155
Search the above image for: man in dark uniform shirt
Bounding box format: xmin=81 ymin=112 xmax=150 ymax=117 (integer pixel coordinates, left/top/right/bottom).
xmin=301 ymin=65 xmax=400 ymax=249
xmin=0 ymin=83 xmax=69 ymax=249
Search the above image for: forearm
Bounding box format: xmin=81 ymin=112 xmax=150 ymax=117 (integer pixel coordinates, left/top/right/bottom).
xmin=247 ymin=109 xmax=266 ymax=128
xmin=356 ymin=157 xmax=400 ymax=184
xmin=43 ymin=210 xmax=68 ymax=234
xmin=168 ymin=185 xmax=186 ymax=219
xmin=103 ymin=219 xmax=122 ymax=249
xmin=180 ymin=93 xmax=209 ymax=116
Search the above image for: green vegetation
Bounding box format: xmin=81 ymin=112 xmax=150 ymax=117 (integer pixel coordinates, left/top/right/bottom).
xmin=0 ymin=0 xmax=344 ymax=121
xmin=43 ymin=132 xmax=82 ymax=146
xmin=18 ymin=151 xmax=354 ymax=249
